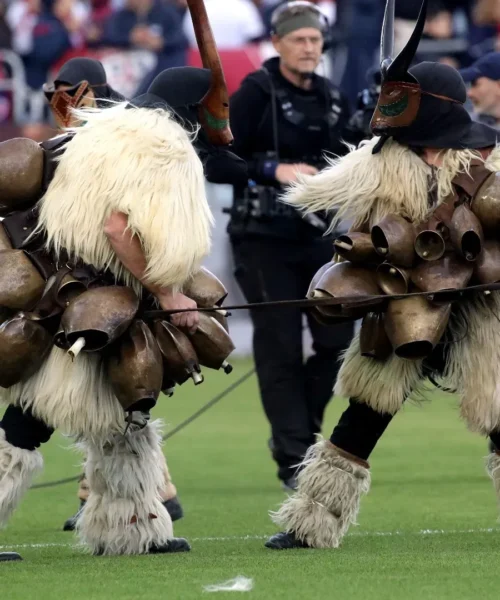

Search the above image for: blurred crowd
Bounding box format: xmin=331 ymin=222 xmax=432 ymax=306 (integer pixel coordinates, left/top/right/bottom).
xmin=0 ymin=0 xmax=498 ymax=126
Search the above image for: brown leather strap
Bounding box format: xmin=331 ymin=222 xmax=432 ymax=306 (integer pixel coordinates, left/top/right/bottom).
xmin=329 ymin=442 xmax=370 ymax=469
xmin=423 ymin=91 xmax=462 ymax=104
xmin=452 ymin=164 xmax=493 ymax=198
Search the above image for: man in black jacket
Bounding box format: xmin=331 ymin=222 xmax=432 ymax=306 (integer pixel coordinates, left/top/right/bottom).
xmin=228 ymin=1 xmax=357 ymax=492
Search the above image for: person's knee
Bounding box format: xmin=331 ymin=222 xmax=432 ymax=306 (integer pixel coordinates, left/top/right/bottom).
xmin=1 ymin=405 xmax=54 ymax=451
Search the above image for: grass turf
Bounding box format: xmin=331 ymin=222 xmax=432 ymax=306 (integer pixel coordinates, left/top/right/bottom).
xmin=2 ymin=358 xmax=500 ymax=599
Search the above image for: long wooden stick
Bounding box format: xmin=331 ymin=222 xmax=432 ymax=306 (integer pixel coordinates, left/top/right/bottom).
xmin=186 ymin=0 xmax=233 ymax=146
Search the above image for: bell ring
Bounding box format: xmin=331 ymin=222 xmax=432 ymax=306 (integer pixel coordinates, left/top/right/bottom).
xmin=450 ymin=203 xmax=484 ymax=262
xmin=385 ymin=296 xmax=451 ymax=360
xmin=414 ymin=217 xmax=447 ymax=261
xmin=60 ymin=286 xmax=140 ymax=353
xmin=376 ymin=262 xmax=410 ymax=295
xmin=411 ymin=253 xmax=473 ymax=305
xmin=471 ymin=172 xmax=500 ymax=236
xmin=107 ymin=320 xmax=163 ymax=413
xmin=314 ymin=262 xmax=383 ymax=319
xmin=0 ymin=249 xmax=45 ymax=311
xmin=0 ymin=223 xmax=12 ymax=251
xmin=154 ymin=320 xmax=203 ymax=385
xmin=474 ymin=240 xmax=500 ymax=284
xmin=0 ymin=313 xmax=52 ymax=388
xmin=307 ymin=262 xmax=334 ymax=299
xmin=0 ymin=138 xmax=45 ymax=216
xmin=187 ymin=313 xmax=235 ymax=374
xmin=182 ymin=267 xmax=228 ymax=308
xmin=371 ymin=214 xmax=417 ymax=268
xmin=333 ymin=232 xmax=380 ymax=264
xmin=359 ymin=312 xmax=393 ymax=360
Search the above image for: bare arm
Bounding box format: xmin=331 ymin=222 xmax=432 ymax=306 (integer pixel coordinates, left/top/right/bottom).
xmin=104 ymin=211 xmax=199 ymax=332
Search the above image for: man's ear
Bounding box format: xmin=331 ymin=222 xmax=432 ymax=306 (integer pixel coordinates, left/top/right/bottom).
xmin=271 ymin=34 xmax=282 ymax=55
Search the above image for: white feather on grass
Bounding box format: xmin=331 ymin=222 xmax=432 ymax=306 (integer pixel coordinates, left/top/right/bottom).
xmin=203 ymin=576 xmax=254 ymax=593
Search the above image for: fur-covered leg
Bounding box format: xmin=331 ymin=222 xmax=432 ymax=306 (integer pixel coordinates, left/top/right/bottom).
xmin=486 ymin=451 xmax=500 ymax=511
xmin=62 ymin=474 xmax=89 ymax=532
xmin=160 ymin=457 xmax=184 ymax=522
xmin=266 ymin=440 xmax=370 ymax=549
xmin=0 ymin=428 xmax=43 ymax=528
xmin=76 ymin=420 xmax=189 ymax=555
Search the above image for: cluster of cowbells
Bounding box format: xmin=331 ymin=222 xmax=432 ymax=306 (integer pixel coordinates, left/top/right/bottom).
xmin=308 ymin=172 xmax=500 ymax=361
xmin=0 ymin=138 xmax=235 ymax=415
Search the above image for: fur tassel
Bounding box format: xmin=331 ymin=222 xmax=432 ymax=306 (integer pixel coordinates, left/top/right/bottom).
xmin=334 ymin=333 xmax=424 ymax=414
xmin=36 ymin=103 xmax=213 ymax=293
xmin=76 ymin=420 xmax=173 ymax=555
xmin=270 ymin=440 xmax=370 ymax=549
xmin=0 ymin=428 xmax=43 ymax=527
xmin=2 ymin=347 xmax=124 ymax=440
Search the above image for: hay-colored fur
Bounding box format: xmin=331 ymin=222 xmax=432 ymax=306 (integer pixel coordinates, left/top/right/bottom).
xmin=0 ymin=428 xmax=43 ymax=527
xmin=282 ymin=138 xmax=431 ymax=231
xmin=37 ymin=103 xmax=213 ymax=293
xmin=288 ymin=140 xmax=500 ymax=419
xmin=282 ymin=138 xmax=495 ymax=233
xmin=3 ymin=103 xmax=216 ymax=438
xmin=270 ymin=440 xmax=370 ymax=548
xmin=442 ymin=293 xmax=500 ymax=435
xmin=77 ymin=420 xmax=173 ymax=555
xmin=2 ymin=347 xmax=124 ymax=440
xmin=486 ymin=452 xmax=500 ymax=509
xmin=334 ymin=332 xmax=424 ymax=414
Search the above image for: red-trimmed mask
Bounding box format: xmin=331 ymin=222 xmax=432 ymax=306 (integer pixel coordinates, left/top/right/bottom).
xmin=43 ymin=81 xmax=98 ymax=129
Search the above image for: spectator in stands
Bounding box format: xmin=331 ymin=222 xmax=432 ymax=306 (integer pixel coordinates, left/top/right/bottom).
xmin=183 ymin=0 xmax=265 ymax=49
xmin=336 ymin=0 xmax=384 ymax=107
xmin=461 ymin=51 xmax=500 ymax=127
xmin=0 ymin=1 xmax=12 ymax=48
xmin=474 ymin=0 xmax=500 ymax=27
xmin=85 ymin=0 xmax=114 ymax=45
xmin=6 ymin=0 xmax=87 ymax=90
xmin=261 ymin=0 xmax=336 ymax=35
xmin=101 ymin=0 xmax=188 ymax=94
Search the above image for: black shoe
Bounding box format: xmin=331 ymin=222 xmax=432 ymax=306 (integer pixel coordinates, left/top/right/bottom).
xmin=265 ymin=531 xmax=311 ymax=550
xmin=94 ymin=538 xmax=191 ymax=556
xmin=163 ymin=496 xmax=183 ymax=522
xmin=0 ymin=552 xmax=22 ymax=562
xmin=281 ymin=476 xmax=298 ymax=492
xmin=149 ymin=537 xmax=191 ymax=553
xmin=63 ymin=500 xmax=85 ymax=532
xmin=65 ymin=497 xmax=183 ymax=532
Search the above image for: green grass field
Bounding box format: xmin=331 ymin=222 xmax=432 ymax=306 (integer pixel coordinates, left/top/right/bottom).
xmin=2 ymin=358 xmax=500 ymax=599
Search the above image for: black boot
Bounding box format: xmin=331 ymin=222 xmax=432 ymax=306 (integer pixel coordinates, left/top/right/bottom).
xmin=0 ymin=552 xmax=22 ymax=562
xmin=148 ymin=538 xmax=191 ymax=553
xmin=94 ymin=538 xmax=191 ymax=556
xmin=265 ymin=531 xmax=311 ymax=550
xmin=63 ymin=499 xmax=85 ymax=532
xmin=163 ymin=496 xmax=184 ymax=522
xmin=281 ymin=477 xmax=298 ymax=492
xmin=65 ymin=497 xmax=184 ymax=532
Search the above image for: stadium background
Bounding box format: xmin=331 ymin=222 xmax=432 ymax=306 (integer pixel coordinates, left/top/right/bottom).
xmin=1 ymin=0 xmax=498 ymax=355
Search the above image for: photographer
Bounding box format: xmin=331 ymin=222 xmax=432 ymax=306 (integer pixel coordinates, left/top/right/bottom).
xmin=228 ymin=1 xmax=360 ymax=491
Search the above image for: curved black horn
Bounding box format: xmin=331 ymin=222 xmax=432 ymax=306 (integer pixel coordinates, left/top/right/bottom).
xmin=380 ymin=0 xmax=395 ymax=77
xmin=386 ymin=0 xmax=429 ymax=81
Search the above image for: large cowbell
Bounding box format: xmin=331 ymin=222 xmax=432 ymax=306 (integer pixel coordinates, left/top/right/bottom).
xmin=370 ymin=0 xmax=429 ymax=138
xmin=107 ymin=320 xmax=163 ymax=413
